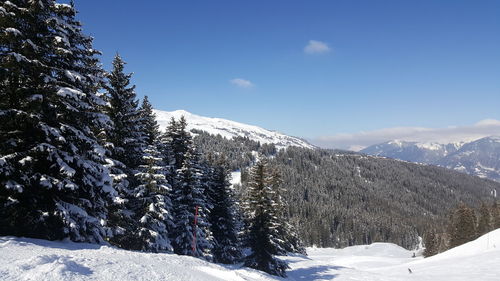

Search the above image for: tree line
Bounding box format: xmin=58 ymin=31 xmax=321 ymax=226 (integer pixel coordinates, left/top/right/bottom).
xmin=423 ymin=201 xmax=500 ymax=257
xmin=0 ymin=1 xmax=302 ymax=276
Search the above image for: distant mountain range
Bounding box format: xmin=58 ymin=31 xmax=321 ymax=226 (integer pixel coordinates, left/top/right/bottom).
xmin=361 ymin=137 xmax=500 ymax=182
xmin=153 ymin=109 xmax=315 ymax=150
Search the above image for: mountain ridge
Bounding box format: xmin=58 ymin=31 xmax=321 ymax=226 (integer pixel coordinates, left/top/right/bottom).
xmin=153 ymin=109 xmax=315 ymax=150
xmin=361 ymin=136 xmax=500 ymax=182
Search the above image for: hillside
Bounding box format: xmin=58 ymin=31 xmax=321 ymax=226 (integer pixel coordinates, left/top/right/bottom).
xmin=2 ymin=229 xmax=499 ymax=280
xmin=271 ymin=147 xmax=500 ymax=249
xmin=189 ymin=129 xmax=500 ymax=249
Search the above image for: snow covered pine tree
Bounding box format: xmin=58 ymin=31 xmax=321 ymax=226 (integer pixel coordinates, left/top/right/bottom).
xmin=140 ymin=96 xmax=160 ymax=145
xmin=165 ymin=117 xmax=214 ymax=260
xmin=268 ymin=167 xmax=306 ymax=255
xmin=134 ymin=144 xmax=174 ymax=252
xmin=132 ymin=98 xmax=174 ymax=252
xmin=243 ymin=158 xmax=289 ymax=277
xmin=0 ymin=1 xmax=116 ymax=242
xmin=103 ymin=54 xmax=147 ymax=249
xmin=102 ymin=54 xmax=179 ymax=251
xmin=105 ymin=54 xmax=145 ymax=173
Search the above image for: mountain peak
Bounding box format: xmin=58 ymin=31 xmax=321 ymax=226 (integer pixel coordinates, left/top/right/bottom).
xmin=387 ymin=139 xmax=408 ymax=147
xmin=169 ymin=109 xmax=193 ymax=116
xmin=153 ymin=109 xmax=315 ymax=150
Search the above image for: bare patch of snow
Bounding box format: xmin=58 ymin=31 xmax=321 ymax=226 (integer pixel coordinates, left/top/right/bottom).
xmin=230 ymin=171 xmax=241 ymax=187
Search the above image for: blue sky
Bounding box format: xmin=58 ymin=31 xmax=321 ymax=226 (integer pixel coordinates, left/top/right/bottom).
xmin=75 ymin=0 xmax=500 ymax=146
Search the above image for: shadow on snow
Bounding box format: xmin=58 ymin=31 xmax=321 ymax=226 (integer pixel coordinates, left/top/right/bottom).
xmin=287 ymin=265 xmax=345 ymax=280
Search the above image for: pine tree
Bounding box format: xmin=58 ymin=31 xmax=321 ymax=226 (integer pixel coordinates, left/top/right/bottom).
xmin=105 ymin=54 xmax=145 ymax=172
xmin=171 ymin=150 xmax=213 ymax=259
xmin=491 ymin=201 xmax=500 ymax=230
xmin=268 ymin=167 xmax=306 ymax=255
xmin=243 ymin=158 xmax=288 ymax=277
xmin=130 ymin=96 xmax=174 ymax=252
xmin=166 ymin=116 xmax=191 ymax=170
xmin=423 ymin=230 xmax=438 ymax=257
xmin=134 ymin=145 xmax=173 ymax=252
xmin=165 ymin=118 xmax=213 ymax=259
xmin=140 ymin=96 xmax=160 ymax=146
xmin=476 ymin=202 xmax=492 ymax=236
xmin=0 ymin=1 xmax=115 ymax=242
xmin=448 ymin=203 xmax=477 ymax=248
xmin=104 ymin=54 xmax=147 ymax=249
xmin=205 ymin=156 xmax=242 ymax=264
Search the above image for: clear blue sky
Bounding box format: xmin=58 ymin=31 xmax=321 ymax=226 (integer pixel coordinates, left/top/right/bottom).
xmin=74 ymin=0 xmax=500 ymax=139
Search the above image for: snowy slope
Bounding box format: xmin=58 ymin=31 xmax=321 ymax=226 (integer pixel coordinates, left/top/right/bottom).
xmin=373 ymin=228 xmax=500 ymax=281
xmin=153 ymin=109 xmax=315 ymax=150
xmin=2 ymin=229 xmax=500 ymax=281
xmin=0 ymin=237 xmax=273 ymax=281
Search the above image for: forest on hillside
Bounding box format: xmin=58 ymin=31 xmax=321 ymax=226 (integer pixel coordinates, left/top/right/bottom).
xmin=194 ymin=131 xmax=500 ymax=249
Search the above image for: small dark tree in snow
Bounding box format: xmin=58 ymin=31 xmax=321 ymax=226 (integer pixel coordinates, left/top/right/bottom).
xmin=205 ymin=155 xmax=242 ymax=264
xmin=491 ymin=201 xmax=500 ymax=229
xmin=476 ymin=202 xmax=492 ymax=237
xmin=423 ymin=230 xmax=438 ymax=257
xmin=448 ymin=203 xmax=477 ymax=248
xmin=243 ymin=158 xmax=288 ymax=277
xmin=0 ymin=1 xmax=115 ymax=242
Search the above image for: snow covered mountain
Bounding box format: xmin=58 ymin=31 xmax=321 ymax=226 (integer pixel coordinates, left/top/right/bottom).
xmin=360 ymin=140 xmax=463 ymax=164
xmin=361 ymin=137 xmax=500 ymax=182
xmin=153 ymin=109 xmax=315 ymax=150
xmin=438 ymin=136 xmax=500 ymax=182
xmin=2 ymin=229 xmax=500 ymax=280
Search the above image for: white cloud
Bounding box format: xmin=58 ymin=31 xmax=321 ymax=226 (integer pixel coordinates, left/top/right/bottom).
xmin=230 ymin=78 xmax=254 ymax=88
xmin=310 ymin=119 xmax=500 ymax=151
xmin=304 ymin=40 xmax=331 ymax=54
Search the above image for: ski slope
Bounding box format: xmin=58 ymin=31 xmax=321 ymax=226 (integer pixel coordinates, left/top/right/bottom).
xmin=1 ymin=229 xmax=499 ymax=281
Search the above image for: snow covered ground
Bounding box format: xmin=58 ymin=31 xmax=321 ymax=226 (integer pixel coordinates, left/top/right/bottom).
xmin=230 ymin=171 xmax=241 ymax=187
xmin=1 ymin=229 xmax=499 ymax=281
